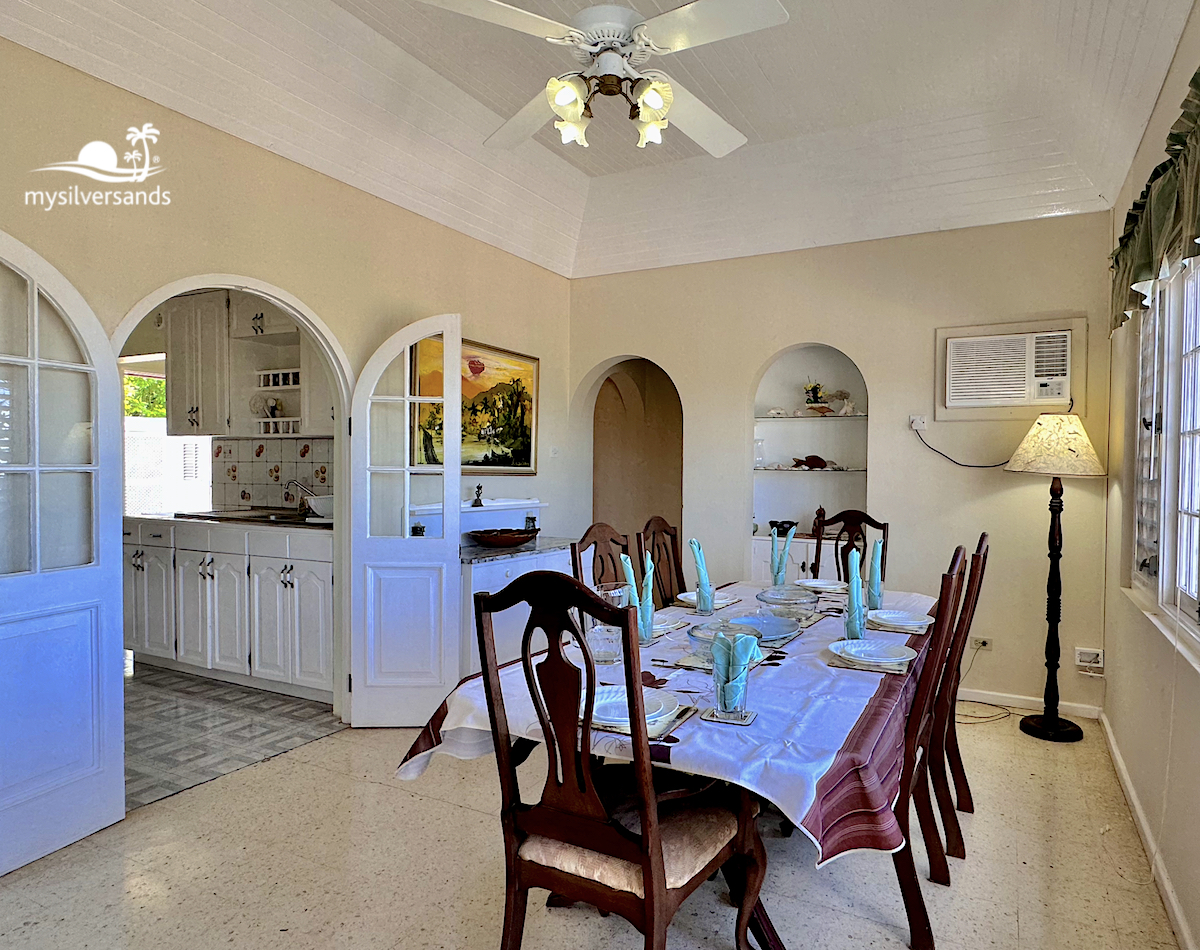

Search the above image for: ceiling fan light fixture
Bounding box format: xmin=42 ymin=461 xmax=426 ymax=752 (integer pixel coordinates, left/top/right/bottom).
xmin=632 ymin=78 xmax=673 ymax=121
xmin=545 ymin=75 xmax=590 ymax=121
xmin=554 ymin=116 xmax=591 ymax=147
xmin=635 ymin=118 xmax=668 ymax=148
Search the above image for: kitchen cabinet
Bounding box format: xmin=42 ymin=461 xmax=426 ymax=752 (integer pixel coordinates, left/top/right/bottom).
xmin=122 ymin=542 xmax=175 ymax=660
xmin=250 ymin=555 xmax=333 ymax=690
xmin=229 ymin=291 xmax=295 ymax=339
xmin=175 ymin=548 xmax=250 ymax=673
xmin=300 ymin=332 xmax=336 ymax=436
xmin=459 ymin=547 xmax=572 ymax=677
xmin=165 ymin=291 xmax=229 ymax=436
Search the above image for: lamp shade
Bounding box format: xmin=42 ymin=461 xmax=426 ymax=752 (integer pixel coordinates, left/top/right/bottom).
xmin=1004 ymin=413 xmax=1105 ymax=477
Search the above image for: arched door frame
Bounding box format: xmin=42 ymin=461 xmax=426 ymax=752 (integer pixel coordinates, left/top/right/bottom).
xmin=110 ymin=276 xmax=354 ymax=716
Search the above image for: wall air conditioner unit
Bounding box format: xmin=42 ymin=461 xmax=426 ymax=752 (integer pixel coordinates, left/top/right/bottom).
xmin=945 ymin=330 xmax=1070 ymax=408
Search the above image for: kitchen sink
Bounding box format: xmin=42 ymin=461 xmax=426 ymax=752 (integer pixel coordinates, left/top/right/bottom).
xmin=174 ymin=508 xmax=327 ymax=526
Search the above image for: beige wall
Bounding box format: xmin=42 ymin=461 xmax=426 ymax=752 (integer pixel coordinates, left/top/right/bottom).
xmin=592 ymin=360 xmax=684 ymax=540
xmin=1104 ymin=5 xmax=1200 ymax=946
xmin=0 ymin=38 xmax=581 ymax=530
xmin=570 ymin=213 xmax=1113 ymax=715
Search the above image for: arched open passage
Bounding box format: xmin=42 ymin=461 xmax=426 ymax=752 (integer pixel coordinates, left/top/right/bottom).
xmin=591 ymin=358 xmax=683 ymax=539
xmin=750 ymin=343 xmax=868 ymax=581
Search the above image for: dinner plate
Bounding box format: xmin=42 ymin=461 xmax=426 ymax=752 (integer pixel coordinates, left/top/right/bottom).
xmin=721 ymin=613 xmax=801 ymax=642
xmin=829 ymin=639 xmax=918 ymax=663
xmin=677 ymin=591 xmax=737 ymax=607
xmin=868 ymin=609 xmax=933 ymax=628
xmin=652 ymin=617 xmax=687 ymax=633
xmin=795 ymin=579 xmax=848 ymax=593
xmin=588 ymin=686 xmax=680 ymax=726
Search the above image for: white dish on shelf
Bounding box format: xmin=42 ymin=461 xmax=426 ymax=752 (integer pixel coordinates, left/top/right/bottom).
xmin=795 ymin=579 xmax=848 ymax=593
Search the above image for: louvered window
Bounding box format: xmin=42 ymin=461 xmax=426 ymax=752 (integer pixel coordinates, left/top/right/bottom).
xmin=1176 ymin=266 xmax=1200 ymax=621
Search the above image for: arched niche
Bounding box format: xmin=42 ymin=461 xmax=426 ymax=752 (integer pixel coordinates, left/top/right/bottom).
xmin=752 ymin=343 xmax=868 ymax=536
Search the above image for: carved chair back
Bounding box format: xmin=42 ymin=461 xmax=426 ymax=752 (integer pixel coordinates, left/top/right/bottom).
xmin=811 ymin=507 xmax=889 ymax=582
xmin=474 ymin=571 xmax=665 ymax=886
xmin=571 ymin=522 xmax=633 ymax=589
xmin=636 ymin=516 xmax=689 ymax=609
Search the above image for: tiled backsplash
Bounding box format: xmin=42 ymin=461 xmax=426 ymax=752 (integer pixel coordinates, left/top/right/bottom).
xmin=211 ymin=438 xmax=334 ymax=510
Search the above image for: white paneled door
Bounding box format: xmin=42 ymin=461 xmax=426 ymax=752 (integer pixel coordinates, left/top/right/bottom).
xmin=349 ymin=314 xmax=461 ymax=725
xmin=0 ymin=235 xmax=123 ymax=875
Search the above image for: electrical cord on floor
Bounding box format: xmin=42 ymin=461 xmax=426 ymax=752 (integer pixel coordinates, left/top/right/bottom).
xmin=914 ymin=429 xmax=1011 ymax=468
xmin=954 ymin=643 xmax=1012 ymax=723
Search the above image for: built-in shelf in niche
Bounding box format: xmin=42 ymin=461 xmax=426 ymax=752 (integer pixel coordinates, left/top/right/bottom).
xmin=256 ymin=368 xmax=301 ymax=389
xmin=753 ymin=344 xmax=868 ymax=530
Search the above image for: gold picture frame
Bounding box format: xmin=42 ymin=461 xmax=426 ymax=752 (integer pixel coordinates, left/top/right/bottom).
xmin=412 ymin=338 xmax=538 ymax=474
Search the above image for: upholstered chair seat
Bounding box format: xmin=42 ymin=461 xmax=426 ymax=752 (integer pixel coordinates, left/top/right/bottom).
xmin=519 ymin=805 xmax=738 ymax=898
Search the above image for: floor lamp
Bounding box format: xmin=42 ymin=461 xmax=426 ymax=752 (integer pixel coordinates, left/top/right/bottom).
xmin=1005 ymin=414 xmax=1106 ymax=743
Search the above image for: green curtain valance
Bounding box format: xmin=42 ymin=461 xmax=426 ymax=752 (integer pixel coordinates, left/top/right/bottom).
xmin=1111 ymin=66 xmax=1200 ymax=332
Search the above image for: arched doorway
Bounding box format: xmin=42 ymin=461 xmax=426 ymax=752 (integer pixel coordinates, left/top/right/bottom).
xmin=592 ymin=359 xmax=683 ymax=539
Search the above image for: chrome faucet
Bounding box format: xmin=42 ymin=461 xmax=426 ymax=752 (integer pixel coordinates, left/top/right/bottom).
xmin=284 ymin=479 xmax=317 ymax=499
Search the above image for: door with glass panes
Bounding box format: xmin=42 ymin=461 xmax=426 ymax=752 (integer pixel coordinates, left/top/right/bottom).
xmin=349 ymin=314 xmax=461 ymax=725
xmin=0 ymin=237 xmax=123 ymax=874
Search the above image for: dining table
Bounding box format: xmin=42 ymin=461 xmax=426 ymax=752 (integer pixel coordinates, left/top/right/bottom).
xmin=398 ymin=580 xmax=938 ymax=950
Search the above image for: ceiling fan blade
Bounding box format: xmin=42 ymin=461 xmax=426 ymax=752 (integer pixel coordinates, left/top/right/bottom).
xmin=485 ymin=92 xmax=554 ymax=149
xmin=661 ymin=77 xmax=747 ymax=158
xmin=640 ymin=0 xmax=789 ymax=54
xmin=412 ymin=0 xmax=573 ymax=40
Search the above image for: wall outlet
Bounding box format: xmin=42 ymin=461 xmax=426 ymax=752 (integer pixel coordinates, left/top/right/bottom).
xmin=909 ymin=414 xmax=927 ymax=431
xmin=970 ymin=637 xmax=992 ymax=651
xmin=1075 ymin=648 xmax=1104 ymax=668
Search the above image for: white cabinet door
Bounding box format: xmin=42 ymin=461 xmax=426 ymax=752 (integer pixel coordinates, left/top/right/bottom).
xmin=123 ymin=544 xmax=139 ymax=651
xmin=250 ymin=556 xmax=291 ymax=683
xmin=176 ymin=550 xmax=211 ymax=668
xmin=300 ymin=333 xmax=335 ymax=437
xmin=193 ymin=292 xmax=229 ymax=436
xmin=210 ymin=552 xmax=249 ymax=674
xmin=164 ymin=299 xmax=196 ymax=436
xmin=469 ymin=557 xmax=538 ymax=672
xmin=291 ymin=559 xmax=333 ymax=690
xmin=229 ymin=291 xmax=294 ymax=338
xmin=140 ymin=546 xmax=176 ymax=660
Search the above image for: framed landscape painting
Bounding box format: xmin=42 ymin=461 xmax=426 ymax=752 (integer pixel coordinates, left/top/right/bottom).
xmin=412 ymin=338 xmax=538 ymax=474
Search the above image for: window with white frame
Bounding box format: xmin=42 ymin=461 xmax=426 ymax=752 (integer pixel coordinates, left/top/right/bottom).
xmin=1135 ymin=261 xmax=1200 ymax=636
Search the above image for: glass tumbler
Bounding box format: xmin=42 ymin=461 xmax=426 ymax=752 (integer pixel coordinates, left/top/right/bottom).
xmin=586 ymin=582 xmax=632 ymax=661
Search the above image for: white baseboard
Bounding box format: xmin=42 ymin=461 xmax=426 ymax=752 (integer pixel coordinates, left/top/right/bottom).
xmin=1100 ymin=713 xmax=1196 ymax=950
xmin=958 ymin=687 xmax=1101 ymax=720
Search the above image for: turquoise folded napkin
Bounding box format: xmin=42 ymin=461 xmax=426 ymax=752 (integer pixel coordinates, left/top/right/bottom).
xmin=689 ymin=538 xmax=714 ymax=613
xmin=711 ymin=631 xmax=763 ymax=714
xmin=770 ymin=525 xmax=796 ymax=586
xmin=844 ymin=548 xmax=865 ymax=640
xmin=867 ymin=539 xmax=884 ymax=610
xmin=620 ymin=552 xmax=655 ymax=644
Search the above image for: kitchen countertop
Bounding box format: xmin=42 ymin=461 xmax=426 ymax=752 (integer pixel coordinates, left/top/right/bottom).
xmin=460 ymin=536 xmax=574 ymax=564
xmin=134 ymin=510 xmax=334 ymax=530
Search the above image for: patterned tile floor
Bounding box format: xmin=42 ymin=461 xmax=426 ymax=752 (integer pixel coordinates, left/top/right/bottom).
xmin=124 ymin=664 xmax=346 ymax=810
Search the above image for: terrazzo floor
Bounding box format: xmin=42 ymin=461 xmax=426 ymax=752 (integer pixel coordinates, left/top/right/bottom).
xmin=0 ymin=707 xmax=1179 ymax=949
xmin=123 ymin=664 xmax=346 ymax=810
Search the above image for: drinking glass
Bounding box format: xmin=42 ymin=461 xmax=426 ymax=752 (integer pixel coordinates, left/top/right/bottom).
xmin=587 ymin=624 xmax=622 ymax=665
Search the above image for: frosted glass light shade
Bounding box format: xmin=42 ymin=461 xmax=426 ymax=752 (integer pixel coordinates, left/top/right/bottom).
xmin=632 ymin=78 xmax=673 ymax=122
xmin=554 ymin=117 xmax=590 ymax=147
xmin=1005 ymin=413 xmax=1105 ymax=477
xmin=635 ymin=118 xmax=668 ymax=148
xmin=545 ymin=76 xmax=589 ymax=122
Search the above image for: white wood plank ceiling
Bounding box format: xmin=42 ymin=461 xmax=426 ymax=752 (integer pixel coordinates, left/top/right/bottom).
xmin=1 ymin=0 xmax=1193 ymax=277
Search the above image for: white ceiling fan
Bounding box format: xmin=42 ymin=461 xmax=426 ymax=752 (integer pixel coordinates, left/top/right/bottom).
xmin=412 ymin=0 xmax=790 ymax=157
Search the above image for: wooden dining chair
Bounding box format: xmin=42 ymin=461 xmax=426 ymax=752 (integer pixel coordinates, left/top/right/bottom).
xmin=571 ymin=522 xmax=633 ymax=588
xmin=474 ymin=571 xmax=766 ymax=950
xmin=811 ymin=508 xmax=889 ymax=582
xmin=892 ymin=546 xmax=965 ymax=950
xmin=928 ymin=533 xmax=990 ymax=864
xmin=636 ymin=517 xmax=689 ymax=609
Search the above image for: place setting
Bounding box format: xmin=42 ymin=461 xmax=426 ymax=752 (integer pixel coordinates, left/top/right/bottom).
xmin=824 ymin=542 xmax=918 ymax=676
